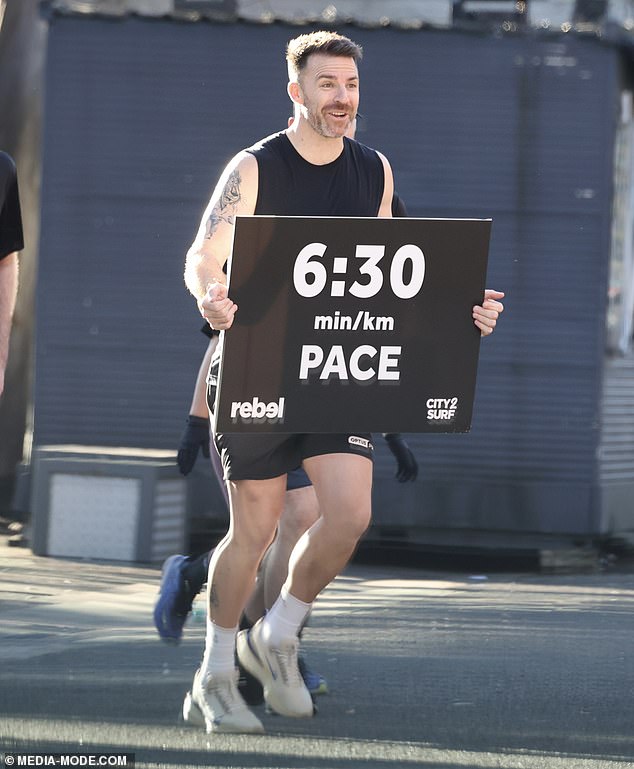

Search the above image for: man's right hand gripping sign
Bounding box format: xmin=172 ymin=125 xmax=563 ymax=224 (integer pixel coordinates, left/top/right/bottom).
xmin=201 ymin=282 xmax=237 ymax=331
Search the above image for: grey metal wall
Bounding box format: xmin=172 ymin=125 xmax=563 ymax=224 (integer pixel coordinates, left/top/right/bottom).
xmin=36 ymin=17 xmax=620 ymax=546
xmin=368 ymin=32 xmax=617 ymax=548
xmin=36 ymin=16 xmax=292 ymax=448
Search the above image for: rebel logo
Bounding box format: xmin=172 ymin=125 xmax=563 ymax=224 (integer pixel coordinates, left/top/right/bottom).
xmin=230 ymin=397 xmax=285 ymax=423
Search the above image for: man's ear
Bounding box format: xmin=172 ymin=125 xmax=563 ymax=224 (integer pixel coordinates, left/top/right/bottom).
xmin=287 ymin=80 xmax=303 ymax=105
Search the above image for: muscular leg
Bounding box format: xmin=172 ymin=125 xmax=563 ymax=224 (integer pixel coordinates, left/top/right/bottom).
xmin=206 ymin=475 xmax=286 ymax=628
xmin=240 ymin=483 xmax=327 ymax=697
xmin=285 ymin=453 xmax=372 ymax=602
xmin=261 ymin=485 xmax=320 ymax=611
xmin=156 ymin=477 xmax=318 ymax=643
xmin=188 ymin=478 xmax=287 ymax=735
xmin=236 ymin=453 xmax=370 ymax=715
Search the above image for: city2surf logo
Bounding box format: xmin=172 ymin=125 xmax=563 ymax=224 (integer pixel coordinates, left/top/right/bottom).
xmin=230 ymin=396 xmax=285 ymax=424
xmin=427 ymin=397 xmax=458 ymax=423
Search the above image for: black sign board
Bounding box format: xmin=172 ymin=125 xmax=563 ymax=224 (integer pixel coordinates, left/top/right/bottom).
xmin=214 ymin=216 xmax=491 ymax=433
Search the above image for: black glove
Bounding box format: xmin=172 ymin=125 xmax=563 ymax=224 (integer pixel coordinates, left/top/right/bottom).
xmin=177 ymin=415 xmax=210 ymax=476
xmin=383 ymin=433 xmax=418 ymax=483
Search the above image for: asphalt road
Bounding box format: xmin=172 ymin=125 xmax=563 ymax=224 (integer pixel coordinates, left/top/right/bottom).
xmin=1 ymin=538 xmax=633 ymax=769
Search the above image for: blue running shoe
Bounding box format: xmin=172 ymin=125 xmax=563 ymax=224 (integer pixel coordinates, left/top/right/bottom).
xmin=298 ymin=656 xmax=329 ymax=696
xmin=153 ymin=554 xmax=196 ymax=644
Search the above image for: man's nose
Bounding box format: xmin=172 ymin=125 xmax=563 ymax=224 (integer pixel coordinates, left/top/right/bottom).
xmin=334 ymin=83 xmax=350 ymax=102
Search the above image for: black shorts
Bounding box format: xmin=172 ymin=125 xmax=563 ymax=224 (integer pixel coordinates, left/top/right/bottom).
xmin=213 ymin=431 xmax=374 ymax=481
xmin=207 ymin=374 xmax=373 ymax=481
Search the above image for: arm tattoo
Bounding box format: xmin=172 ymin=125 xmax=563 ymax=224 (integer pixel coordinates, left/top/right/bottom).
xmin=204 ymin=168 xmax=242 ymax=239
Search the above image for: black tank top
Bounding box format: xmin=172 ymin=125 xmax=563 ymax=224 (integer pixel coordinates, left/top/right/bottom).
xmin=247 ymin=131 xmax=384 ymax=217
xmin=208 ymin=133 xmax=385 ymax=382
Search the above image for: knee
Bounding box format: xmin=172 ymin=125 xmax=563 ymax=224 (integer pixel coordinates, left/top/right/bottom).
xmin=228 ymin=480 xmax=283 ymax=556
xmin=326 ymin=500 xmax=371 ymax=544
xmin=346 ymin=504 xmax=372 ymax=540
xmin=229 ymin=525 xmax=276 ymax=561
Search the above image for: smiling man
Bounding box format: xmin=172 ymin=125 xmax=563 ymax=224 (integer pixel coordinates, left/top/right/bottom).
xmin=182 ymin=30 xmax=503 ymax=735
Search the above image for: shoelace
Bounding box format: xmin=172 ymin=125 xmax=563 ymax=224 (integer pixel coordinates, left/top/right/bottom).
xmin=273 ymin=642 xmax=303 ymax=687
xmin=203 ymin=673 xmax=245 ymax=714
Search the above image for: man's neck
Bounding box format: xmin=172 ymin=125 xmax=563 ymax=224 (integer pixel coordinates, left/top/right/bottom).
xmin=285 ymin=121 xmax=345 ymax=166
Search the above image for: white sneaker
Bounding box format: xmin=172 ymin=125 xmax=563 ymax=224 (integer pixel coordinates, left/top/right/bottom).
xmin=183 ymin=668 xmax=264 ymax=734
xmin=236 ymin=619 xmax=314 ymax=718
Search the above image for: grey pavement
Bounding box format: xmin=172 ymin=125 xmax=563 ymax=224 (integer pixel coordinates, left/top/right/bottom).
xmin=1 ymin=537 xmax=633 ymax=769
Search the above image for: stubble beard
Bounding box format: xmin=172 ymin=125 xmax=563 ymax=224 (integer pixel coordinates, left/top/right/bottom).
xmin=304 ymin=103 xmax=354 ymax=139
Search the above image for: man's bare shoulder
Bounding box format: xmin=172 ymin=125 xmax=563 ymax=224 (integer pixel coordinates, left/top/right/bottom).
xmin=219 ymin=150 xmax=258 ymax=204
xmin=375 ymin=149 xmax=392 ymax=171
xmin=224 ymin=149 xmax=258 ymax=175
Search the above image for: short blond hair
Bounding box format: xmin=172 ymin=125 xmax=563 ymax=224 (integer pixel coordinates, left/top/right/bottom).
xmin=286 ymin=31 xmax=363 ymax=81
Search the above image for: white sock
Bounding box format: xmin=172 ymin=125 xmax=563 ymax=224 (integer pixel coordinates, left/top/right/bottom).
xmin=261 ymin=586 xmax=312 ymax=647
xmin=200 ymin=620 xmax=237 ymax=677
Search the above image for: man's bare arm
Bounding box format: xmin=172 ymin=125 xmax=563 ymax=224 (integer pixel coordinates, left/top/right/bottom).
xmin=203 ymin=167 xmax=243 ymax=240
xmin=0 ymin=252 xmax=19 ymax=396
xmin=184 ymin=151 xmax=258 ymax=302
xmin=377 ymin=152 xmax=394 ymax=219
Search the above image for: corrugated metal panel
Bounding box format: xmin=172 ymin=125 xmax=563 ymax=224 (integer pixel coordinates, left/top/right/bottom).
xmin=368 ymin=33 xmax=613 ymax=483
xmin=36 ymin=17 xmax=289 ymax=448
xmin=366 ymin=32 xmax=616 ymax=541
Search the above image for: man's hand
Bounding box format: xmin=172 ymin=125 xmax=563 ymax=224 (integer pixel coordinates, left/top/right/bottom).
xmin=177 ymin=415 xmax=210 ymax=476
xmin=383 ymin=433 xmax=418 ymax=482
xmin=200 ymin=282 xmax=238 ymax=330
xmin=473 ymin=289 xmax=504 ymax=337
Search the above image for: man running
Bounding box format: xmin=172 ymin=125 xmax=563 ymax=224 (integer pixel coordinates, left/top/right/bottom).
xmin=182 ymin=30 xmax=503 ymax=734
